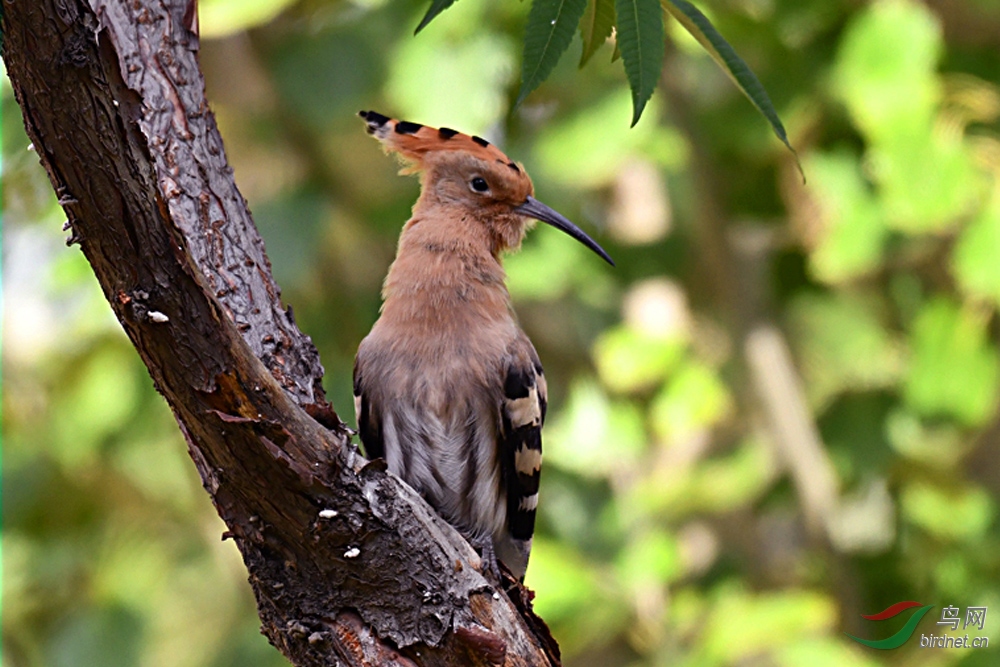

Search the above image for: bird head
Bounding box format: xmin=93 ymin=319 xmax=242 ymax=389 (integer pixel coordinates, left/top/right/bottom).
xmin=360 ymin=110 xmax=613 ymax=265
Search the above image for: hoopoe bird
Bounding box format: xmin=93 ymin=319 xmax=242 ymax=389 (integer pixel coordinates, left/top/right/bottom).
xmin=354 ymin=110 xmax=613 ymax=580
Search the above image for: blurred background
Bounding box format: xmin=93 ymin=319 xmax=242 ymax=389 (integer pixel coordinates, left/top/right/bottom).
xmin=4 ymin=0 xmax=1000 ymax=665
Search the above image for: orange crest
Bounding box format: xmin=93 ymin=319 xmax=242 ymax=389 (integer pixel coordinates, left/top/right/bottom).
xmin=359 ymin=110 xmax=524 ymax=177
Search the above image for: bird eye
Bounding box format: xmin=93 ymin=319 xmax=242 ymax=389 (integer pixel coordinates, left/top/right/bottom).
xmin=470 ymin=177 xmax=489 ymax=193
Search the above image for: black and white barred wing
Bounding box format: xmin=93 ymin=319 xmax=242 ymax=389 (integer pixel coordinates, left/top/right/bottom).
xmin=496 ymin=349 xmax=548 ymax=578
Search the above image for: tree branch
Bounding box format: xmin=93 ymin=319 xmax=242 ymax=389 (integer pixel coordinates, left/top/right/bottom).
xmin=1 ymin=1 xmax=559 ymax=665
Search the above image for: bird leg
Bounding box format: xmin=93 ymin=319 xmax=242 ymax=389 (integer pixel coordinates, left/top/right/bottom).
xmin=468 ymin=535 xmax=503 ymax=586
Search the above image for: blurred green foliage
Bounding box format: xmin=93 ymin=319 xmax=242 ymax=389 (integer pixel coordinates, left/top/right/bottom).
xmin=4 ymin=0 xmax=1000 ymax=665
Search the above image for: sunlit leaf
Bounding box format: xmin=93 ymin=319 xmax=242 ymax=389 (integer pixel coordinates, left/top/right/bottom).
xmin=902 ymin=482 xmax=995 ymax=542
xmin=517 ymin=0 xmax=590 ymax=106
xmin=546 ymin=380 xmax=647 ymax=477
xmin=649 ymin=361 xmax=731 ymax=442
xmin=662 ymin=0 xmax=798 ymax=163
xmin=414 ymin=0 xmax=460 ymax=34
xmin=593 ymin=325 xmax=686 ymax=393
xmin=803 ymin=151 xmax=886 ymax=283
xmin=616 ymin=0 xmax=664 ymax=125
xmin=904 ymin=297 xmax=1000 ymax=426
xmin=534 ymin=89 xmax=685 ymax=188
xmin=670 ymin=587 xmax=709 ymax=640
xmin=952 ymin=192 xmax=1000 ymax=306
xmin=873 ymin=129 xmax=983 ymax=232
xmin=579 ymin=0 xmax=616 ymax=67
xmin=831 ymin=0 xmax=941 ymax=142
xmin=886 ymin=410 xmax=968 ymax=466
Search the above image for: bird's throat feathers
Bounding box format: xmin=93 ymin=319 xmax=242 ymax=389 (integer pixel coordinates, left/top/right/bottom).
xmin=380 ymin=213 xmax=514 ymax=328
xmin=408 ymin=188 xmax=533 ymax=258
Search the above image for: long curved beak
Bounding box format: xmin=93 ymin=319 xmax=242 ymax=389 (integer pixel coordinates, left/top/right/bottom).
xmin=515 ymin=196 xmax=615 ymax=266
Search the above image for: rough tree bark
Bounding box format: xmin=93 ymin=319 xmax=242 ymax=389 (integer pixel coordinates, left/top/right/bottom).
xmin=1 ymin=1 xmax=560 ymax=665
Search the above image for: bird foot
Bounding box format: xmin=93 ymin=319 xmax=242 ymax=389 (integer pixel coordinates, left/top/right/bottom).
xmin=469 ymin=537 xmax=503 ymax=587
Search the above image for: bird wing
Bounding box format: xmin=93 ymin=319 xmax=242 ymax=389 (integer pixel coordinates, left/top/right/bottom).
xmin=498 ymin=342 xmax=548 ymax=555
xmin=353 ymin=357 xmax=384 ymax=461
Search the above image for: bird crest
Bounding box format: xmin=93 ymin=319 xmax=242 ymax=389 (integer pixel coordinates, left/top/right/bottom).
xmin=359 ymin=110 xmax=614 ymax=266
xmin=359 ymin=110 xmax=525 ymax=179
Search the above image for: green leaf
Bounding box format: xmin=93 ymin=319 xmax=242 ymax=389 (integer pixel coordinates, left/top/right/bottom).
xmin=887 ymin=410 xmax=967 ymax=466
xmin=516 ymin=0 xmax=590 ymax=107
xmin=902 ymin=482 xmax=995 ymax=542
xmin=414 ymin=0 xmax=459 ymax=34
xmin=830 ymin=0 xmax=941 ymax=143
xmin=579 ymin=0 xmax=616 ymax=67
xmin=662 ymin=0 xmax=799 ymax=164
xmin=533 ymin=89 xmax=684 ymax=188
xmin=804 ymin=151 xmax=887 ymax=283
xmin=952 ymin=193 xmax=1000 ymax=306
xmin=904 ymin=297 xmax=1000 ymax=426
xmin=873 ymin=128 xmax=983 ymax=233
xmin=649 ymin=361 xmax=731 ymax=441
xmin=593 ymin=325 xmax=685 ymax=393
xmin=788 ymin=292 xmax=903 ymax=410
xmin=615 ymin=0 xmax=664 ymax=125
xmin=545 ymin=380 xmax=647 ymax=478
